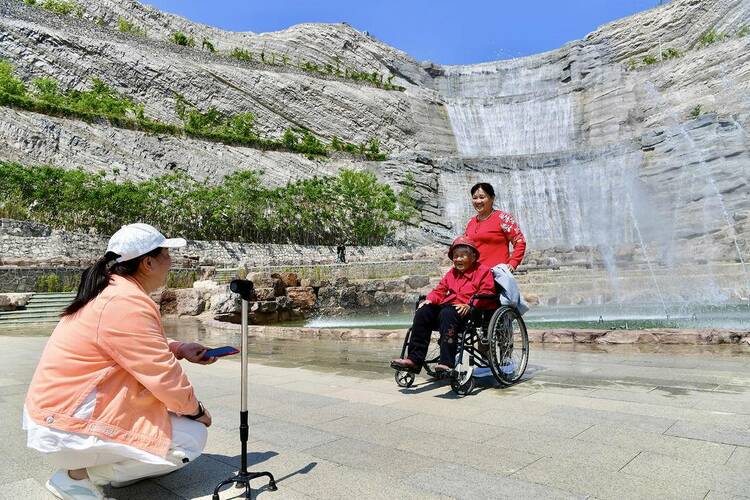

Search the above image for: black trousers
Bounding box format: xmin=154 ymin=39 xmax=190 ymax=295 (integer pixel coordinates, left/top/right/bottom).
xmin=407 ymin=303 xmax=467 ymax=367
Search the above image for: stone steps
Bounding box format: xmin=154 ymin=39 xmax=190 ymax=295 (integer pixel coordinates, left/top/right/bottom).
xmin=0 ymin=292 xmax=75 ymax=325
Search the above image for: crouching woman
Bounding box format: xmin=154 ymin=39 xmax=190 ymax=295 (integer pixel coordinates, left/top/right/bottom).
xmin=391 ymin=236 xmax=496 ymax=372
xmin=23 ymin=223 xmax=216 ymax=500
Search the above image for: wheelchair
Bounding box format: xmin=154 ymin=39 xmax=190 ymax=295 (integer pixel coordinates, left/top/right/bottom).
xmin=390 ymin=292 xmax=529 ymax=396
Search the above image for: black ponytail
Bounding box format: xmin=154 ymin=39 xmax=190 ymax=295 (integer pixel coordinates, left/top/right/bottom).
xmin=62 ymin=247 xmax=163 ymax=316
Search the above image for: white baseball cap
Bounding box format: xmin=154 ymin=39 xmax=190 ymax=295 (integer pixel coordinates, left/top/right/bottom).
xmin=106 ymin=223 xmax=186 ymax=263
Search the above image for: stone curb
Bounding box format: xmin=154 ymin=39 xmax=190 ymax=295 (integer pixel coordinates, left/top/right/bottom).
xmin=203 ymin=319 xmax=750 ymax=344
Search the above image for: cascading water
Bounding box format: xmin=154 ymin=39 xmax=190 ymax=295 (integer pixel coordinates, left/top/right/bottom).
xmin=432 ymin=52 xmax=749 ymax=313
xmin=441 ymin=153 xmax=648 ymax=249
xmin=445 ymin=94 xmax=574 ymax=156
xmin=642 ymin=80 xmax=750 ymax=305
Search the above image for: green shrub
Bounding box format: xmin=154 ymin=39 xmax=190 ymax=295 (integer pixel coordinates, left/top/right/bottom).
xmin=40 ymin=0 xmax=77 ymax=15
xmin=33 ymin=77 xmax=61 ymax=103
xmin=698 ymin=29 xmax=728 ymax=47
xmin=641 ymin=55 xmax=658 ymax=65
xmin=117 ymin=17 xmax=146 ymax=36
xmin=625 ymin=58 xmax=639 ymax=70
xmin=364 ymin=138 xmax=386 ymax=161
xmin=202 ymin=38 xmax=215 ymax=52
xmin=229 ymin=47 xmax=253 ymax=62
xmin=170 ymin=32 xmax=195 ymax=47
xmin=34 ymin=274 xmax=76 ymax=292
xmin=282 ymin=128 xmax=298 ymax=149
xmin=662 ymin=48 xmax=682 ymax=60
xmin=23 ymin=0 xmax=37 ymax=5
xmin=0 ymin=162 xmax=417 ymax=245
xmin=738 ymin=25 xmax=749 ymax=38
xmin=0 ymin=60 xmax=27 ymax=96
xmin=689 ymin=105 xmax=702 ymax=119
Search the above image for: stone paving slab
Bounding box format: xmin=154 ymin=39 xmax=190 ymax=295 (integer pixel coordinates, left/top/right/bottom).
xmin=2 ymin=334 xmax=750 ymax=499
xmin=621 ymin=450 xmax=750 ymax=497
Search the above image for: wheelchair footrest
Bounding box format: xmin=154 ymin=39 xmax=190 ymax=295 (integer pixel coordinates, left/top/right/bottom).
xmin=390 ymin=361 xmax=419 ymax=373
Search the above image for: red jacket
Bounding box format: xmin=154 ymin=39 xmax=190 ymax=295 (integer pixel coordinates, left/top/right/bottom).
xmin=465 ymin=210 xmax=526 ymax=269
xmin=426 ymin=263 xmax=496 ymax=309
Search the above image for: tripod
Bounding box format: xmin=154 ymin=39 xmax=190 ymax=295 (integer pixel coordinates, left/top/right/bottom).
xmin=212 ymin=279 xmax=277 ymax=500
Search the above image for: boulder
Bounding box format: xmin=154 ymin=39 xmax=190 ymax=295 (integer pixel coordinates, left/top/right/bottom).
xmin=175 ymin=289 xmax=205 ymax=316
xmin=159 ymin=289 xmax=177 ymax=314
xmin=273 ymin=272 xmax=300 ymax=287
xmin=374 ymin=291 xmax=403 ymax=307
xmin=272 ymin=278 xmax=287 ymax=297
xmin=275 ymin=296 xmax=292 ymax=309
xmin=356 ymin=291 xmax=375 ymax=308
xmin=253 ymin=287 xmax=276 ymax=301
xmin=383 ymin=280 xmax=405 ymax=292
xmin=251 ymin=301 xmax=278 ymax=313
xmin=212 ymin=292 xmax=241 ymax=323
xmin=339 ymin=287 xmax=359 ymax=308
xmin=247 ymin=273 xmax=274 ymax=289
xmin=404 ymin=275 xmax=430 ymax=289
xmin=286 ymin=286 xmax=317 ymax=310
xmin=192 ymin=279 xmax=220 ymax=292
xmin=524 ymin=293 xmax=540 ymax=305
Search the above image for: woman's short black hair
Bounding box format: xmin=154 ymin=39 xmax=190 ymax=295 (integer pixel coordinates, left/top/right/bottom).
xmin=470 ymin=182 xmax=495 ymax=198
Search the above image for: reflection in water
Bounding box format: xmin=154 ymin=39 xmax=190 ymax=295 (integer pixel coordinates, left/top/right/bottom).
xmin=302 ymin=303 xmax=750 ymax=331
xmin=3 ymin=318 xmax=749 ymax=380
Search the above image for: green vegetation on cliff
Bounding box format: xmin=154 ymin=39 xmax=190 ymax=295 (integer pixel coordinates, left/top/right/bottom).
xmin=0 ymin=62 xmax=388 ymax=161
xmin=117 ymin=17 xmax=146 ymax=37
xmin=0 ymin=162 xmax=418 ymax=245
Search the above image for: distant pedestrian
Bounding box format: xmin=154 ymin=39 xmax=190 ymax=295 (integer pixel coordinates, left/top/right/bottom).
xmin=337 ymin=244 xmax=347 ymax=263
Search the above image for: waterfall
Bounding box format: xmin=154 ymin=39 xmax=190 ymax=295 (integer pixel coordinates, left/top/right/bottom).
xmin=441 ymin=152 xmax=654 ymax=249
xmin=446 ymin=94 xmax=574 ymax=156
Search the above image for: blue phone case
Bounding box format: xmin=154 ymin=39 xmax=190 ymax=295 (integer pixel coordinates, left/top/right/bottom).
xmin=203 ymin=346 xmax=239 ymax=359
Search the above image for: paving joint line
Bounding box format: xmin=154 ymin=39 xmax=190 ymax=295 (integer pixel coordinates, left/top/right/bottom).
xmin=570 ymin=423 xmax=596 ymax=439
xmin=617 ymin=450 xmax=641 ymax=472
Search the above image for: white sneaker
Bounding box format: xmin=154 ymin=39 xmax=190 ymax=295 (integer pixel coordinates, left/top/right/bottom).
xmin=45 ymin=470 xmax=113 ymax=500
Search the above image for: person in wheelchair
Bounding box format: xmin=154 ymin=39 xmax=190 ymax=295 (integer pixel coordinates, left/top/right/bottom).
xmin=391 ymin=236 xmax=496 ymax=373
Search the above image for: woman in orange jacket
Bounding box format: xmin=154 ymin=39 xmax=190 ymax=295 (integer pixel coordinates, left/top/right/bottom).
xmin=24 ymin=223 xmax=216 ymax=500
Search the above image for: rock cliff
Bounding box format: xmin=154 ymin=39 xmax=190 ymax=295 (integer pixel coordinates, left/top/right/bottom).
xmin=0 ymin=0 xmax=748 ymax=271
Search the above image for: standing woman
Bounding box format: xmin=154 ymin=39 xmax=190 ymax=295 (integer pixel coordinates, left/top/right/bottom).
xmin=23 ymin=223 xmax=215 ymax=500
xmin=465 ymin=182 xmax=527 ymax=271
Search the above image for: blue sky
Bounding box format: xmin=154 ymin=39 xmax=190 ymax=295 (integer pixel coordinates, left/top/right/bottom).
xmin=144 ymin=0 xmax=664 ymax=65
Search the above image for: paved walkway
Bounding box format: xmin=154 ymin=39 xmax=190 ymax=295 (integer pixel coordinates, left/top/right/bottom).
xmin=2 ymin=335 xmax=750 ymax=499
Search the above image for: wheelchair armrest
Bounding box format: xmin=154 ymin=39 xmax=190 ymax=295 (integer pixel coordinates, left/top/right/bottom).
xmin=472 ymin=294 xmax=497 ymax=300
xmin=414 ymin=294 xmax=428 ymax=310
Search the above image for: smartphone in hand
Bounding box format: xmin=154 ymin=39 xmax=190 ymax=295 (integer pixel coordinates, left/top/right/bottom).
xmin=202 ymin=346 xmax=240 ymax=360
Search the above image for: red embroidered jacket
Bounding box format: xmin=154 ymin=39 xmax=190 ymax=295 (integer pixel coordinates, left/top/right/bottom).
xmin=465 ymin=210 xmax=527 ymax=269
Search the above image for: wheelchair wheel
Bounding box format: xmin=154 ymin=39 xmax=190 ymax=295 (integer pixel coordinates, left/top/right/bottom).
xmin=394 ymin=370 xmax=415 ymax=388
xmin=487 ymin=306 xmax=529 ymax=386
xmin=451 ymin=353 xmax=475 ymax=396
xmin=450 ymin=373 xmax=475 ymax=396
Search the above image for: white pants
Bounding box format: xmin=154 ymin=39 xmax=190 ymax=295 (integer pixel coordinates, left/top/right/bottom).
xmin=42 ymin=415 xmax=207 ymax=486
